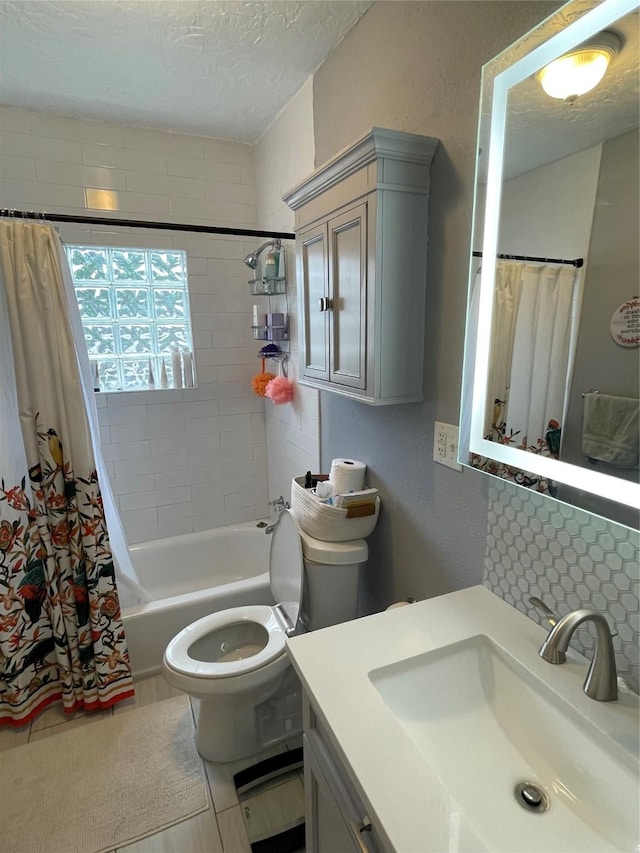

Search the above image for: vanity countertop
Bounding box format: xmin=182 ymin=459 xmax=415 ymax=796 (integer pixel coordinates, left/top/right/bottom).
xmin=286 ymin=585 xmax=639 ymax=853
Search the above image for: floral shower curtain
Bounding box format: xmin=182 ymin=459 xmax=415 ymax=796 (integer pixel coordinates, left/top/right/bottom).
xmin=0 ymin=221 xmax=134 ymax=725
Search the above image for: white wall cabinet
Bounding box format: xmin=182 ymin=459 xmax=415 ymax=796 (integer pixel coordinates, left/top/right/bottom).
xmin=284 ymin=128 xmax=438 ymax=405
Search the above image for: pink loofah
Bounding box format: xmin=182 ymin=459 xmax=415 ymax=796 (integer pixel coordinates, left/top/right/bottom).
xmin=265 ymin=375 xmax=294 ymax=404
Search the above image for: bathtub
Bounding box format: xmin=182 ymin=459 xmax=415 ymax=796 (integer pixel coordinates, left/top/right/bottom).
xmin=121 ymin=521 xmax=274 ymax=677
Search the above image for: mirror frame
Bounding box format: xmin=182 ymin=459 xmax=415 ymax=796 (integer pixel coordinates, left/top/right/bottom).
xmin=461 ymin=0 xmax=640 ymax=516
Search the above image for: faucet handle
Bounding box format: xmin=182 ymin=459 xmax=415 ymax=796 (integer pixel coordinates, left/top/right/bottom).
xmin=529 ymin=597 xmax=566 ymax=663
xmin=529 ymin=596 xmax=559 ymax=627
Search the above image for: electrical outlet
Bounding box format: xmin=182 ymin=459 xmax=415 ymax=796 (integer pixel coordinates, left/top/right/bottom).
xmin=433 ymin=421 xmax=462 ymax=471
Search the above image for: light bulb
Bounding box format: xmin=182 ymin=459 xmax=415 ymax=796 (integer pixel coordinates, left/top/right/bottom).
xmin=537 ymin=32 xmax=621 ymax=103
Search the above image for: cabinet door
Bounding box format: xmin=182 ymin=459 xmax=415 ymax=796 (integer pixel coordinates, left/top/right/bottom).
xmin=329 ymin=204 xmax=367 ymax=390
xmin=304 ymin=731 xmax=378 ymax=853
xmin=299 ymin=223 xmax=330 ymax=382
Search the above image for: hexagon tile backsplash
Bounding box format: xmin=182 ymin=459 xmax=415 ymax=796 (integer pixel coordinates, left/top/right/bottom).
xmin=483 ymin=481 xmax=639 ymax=694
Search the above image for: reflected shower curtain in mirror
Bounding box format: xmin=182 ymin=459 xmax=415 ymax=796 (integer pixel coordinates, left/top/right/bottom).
xmin=0 ymin=221 xmax=134 ymax=725
xmin=477 ymin=260 xmax=582 ymax=492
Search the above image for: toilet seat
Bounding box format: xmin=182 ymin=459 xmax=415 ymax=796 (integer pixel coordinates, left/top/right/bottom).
xmin=164 ymin=511 xmax=305 ymax=680
xmin=164 ymin=605 xmax=287 ymax=679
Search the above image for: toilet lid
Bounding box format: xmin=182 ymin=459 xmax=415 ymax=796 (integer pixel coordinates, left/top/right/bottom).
xmin=269 ymin=509 xmax=304 ymax=630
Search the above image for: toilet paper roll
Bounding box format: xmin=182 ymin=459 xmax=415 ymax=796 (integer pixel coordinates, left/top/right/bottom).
xmin=329 ymin=459 xmax=366 ymax=494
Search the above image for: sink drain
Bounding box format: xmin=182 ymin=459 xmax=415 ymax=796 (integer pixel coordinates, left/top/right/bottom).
xmin=514 ymin=782 xmax=550 ymax=813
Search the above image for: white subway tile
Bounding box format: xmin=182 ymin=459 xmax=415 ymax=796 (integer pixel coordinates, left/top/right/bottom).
xmin=1 ymin=178 xmax=85 ymax=208
xmin=125 ymin=171 xmax=205 ymax=199
xmin=192 ymin=505 xmax=265 ymax=531
xmin=119 ymin=507 xmax=159 ymax=528
xmin=183 ymin=382 xmax=218 ymax=403
xmin=183 ymin=433 xmax=222 ymax=454
xmin=98 ymin=405 xmax=148 ymax=426
xmin=191 ymin=475 xmax=256 ymax=501
xmin=196 ymin=348 xmax=248 ymax=367
xmin=122 ymin=126 xmax=204 ymax=159
xmin=217 ymin=397 xmax=265 ymax=416
xmin=125 ymin=517 xmax=194 ymax=544
xmin=82 ymin=143 xmax=167 ymax=174
xmin=0 ymin=131 xmax=82 ymax=163
xmin=114 ymin=453 xmax=187 ymax=479
xmin=36 ymin=160 xmax=127 ymax=190
xmin=180 ymin=401 xmax=221 ymax=419
xmin=201 ymin=138 xmax=254 ymax=166
xmin=225 ymin=487 xmax=269 ymax=510
xmin=220 ymin=428 xmax=266 ymax=448
xmin=30 ymin=113 xmax=124 ymax=147
xmin=217 ymin=364 xmax=255 ymax=383
xmin=185 ymin=256 xmax=207 ymax=276
xmin=110 ymin=472 xmax=156 ymax=495
xmin=157 ymin=497 xmax=224 ymax=523
xmin=221 ymin=458 xmax=268 ymax=480
xmin=101 ymin=440 xmax=151 ymax=461
xmin=0 ymin=106 xmax=32 ymax=133
xmin=0 ymin=155 xmax=36 ymax=181
xmin=205 ymin=181 xmax=256 ymax=206
xmin=168 ymin=195 xmax=245 ymax=224
xmin=193 ymin=365 xmax=219 ymax=384
xmin=109 ymin=419 xmax=186 ymax=442
xmin=148 ymin=436 xmax=194 ymax=457
xmin=120 ymin=485 xmax=192 ymax=510
xmin=155 ymin=465 xmax=222 ymax=490
xmin=85 ymin=188 xmax=171 ymax=215
xmin=192 ymin=329 xmax=213 ymax=349
xmin=166 ymin=155 xmax=242 ymax=183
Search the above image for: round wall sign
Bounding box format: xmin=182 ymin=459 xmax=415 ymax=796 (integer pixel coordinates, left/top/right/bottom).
xmin=610 ymin=297 xmax=640 ymax=348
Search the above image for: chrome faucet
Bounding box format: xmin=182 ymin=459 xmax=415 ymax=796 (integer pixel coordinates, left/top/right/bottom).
xmin=538 ymin=608 xmax=618 ymax=702
xmin=265 ymin=496 xmax=290 ymax=534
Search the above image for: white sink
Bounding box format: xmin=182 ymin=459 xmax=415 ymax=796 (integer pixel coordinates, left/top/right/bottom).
xmin=369 ymin=634 xmax=639 ymax=852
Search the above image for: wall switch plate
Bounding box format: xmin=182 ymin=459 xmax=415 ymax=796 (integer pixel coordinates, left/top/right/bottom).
xmin=433 ymin=421 xmax=462 ymax=471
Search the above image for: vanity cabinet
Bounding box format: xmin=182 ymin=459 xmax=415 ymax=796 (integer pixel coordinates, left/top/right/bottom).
xmin=284 ymin=128 xmax=438 ymax=405
xmin=303 ymin=695 xmax=386 ymax=853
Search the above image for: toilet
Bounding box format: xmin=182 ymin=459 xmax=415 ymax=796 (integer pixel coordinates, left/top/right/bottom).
xmin=162 ymin=509 xmax=368 ymax=762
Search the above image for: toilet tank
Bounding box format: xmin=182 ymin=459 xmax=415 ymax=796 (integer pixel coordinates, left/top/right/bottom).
xmin=298 ymin=532 xmax=368 ymax=631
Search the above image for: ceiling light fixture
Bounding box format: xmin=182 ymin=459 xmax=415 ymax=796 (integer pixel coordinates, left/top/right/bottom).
xmin=536 ymin=31 xmax=621 ymax=102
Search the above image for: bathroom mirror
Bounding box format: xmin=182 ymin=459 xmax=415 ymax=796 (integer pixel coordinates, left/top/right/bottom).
xmin=460 ymin=0 xmax=639 ymax=528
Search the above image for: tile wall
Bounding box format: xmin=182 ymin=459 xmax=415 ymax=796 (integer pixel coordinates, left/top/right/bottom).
xmin=0 ymin=105 xmax=271 ymax=542
xmin=483 ymin=480 xmax=639 ymax=692
xmin=255 ymin=79 xmax=321 ymax=503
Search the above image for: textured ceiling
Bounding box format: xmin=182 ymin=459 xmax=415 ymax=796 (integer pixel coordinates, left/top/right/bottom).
xmin=475 ymin=4 xmax=640 ymax=181
xmin=0 ymin=0 xmax=371 ymax=142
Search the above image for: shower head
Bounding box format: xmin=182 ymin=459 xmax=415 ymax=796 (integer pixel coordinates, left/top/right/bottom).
xmin=243 ymin=239 xmax=281 ymax=270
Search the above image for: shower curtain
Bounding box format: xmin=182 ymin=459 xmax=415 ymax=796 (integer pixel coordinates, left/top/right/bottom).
xmin=0 ymin=220 xmax=134 ymax=725
xmin=474 ymin=260 xmax=582 ymax=490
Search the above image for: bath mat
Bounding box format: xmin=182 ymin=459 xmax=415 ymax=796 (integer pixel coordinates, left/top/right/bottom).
xmin=235 ymin=748 xmax=305 ymax=853
xmin=1 ymin=695 xmax=209 ymax=853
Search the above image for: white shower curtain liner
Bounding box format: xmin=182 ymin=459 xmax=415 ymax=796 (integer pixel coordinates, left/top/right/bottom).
xmin=55 ymin=232 xmax=149 ymax=605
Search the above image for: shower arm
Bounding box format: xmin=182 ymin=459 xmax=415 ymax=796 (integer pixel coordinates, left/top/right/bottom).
xmin=243 ymin=239 xmax=282 ymax=270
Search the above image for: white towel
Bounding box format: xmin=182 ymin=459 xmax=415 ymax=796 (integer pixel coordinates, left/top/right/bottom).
xmin=582 ymin=393 xmax=639 ymax=468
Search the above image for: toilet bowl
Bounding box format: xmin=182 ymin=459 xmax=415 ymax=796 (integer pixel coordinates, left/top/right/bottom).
xmin=162 ymin=509 xmax=368 ymax=762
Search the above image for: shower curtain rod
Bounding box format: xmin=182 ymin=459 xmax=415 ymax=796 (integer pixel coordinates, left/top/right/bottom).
xmin=472 ymin=251 xmax=583 ymax=268
xmin=0 ymin=209 xmax=295 ymax=241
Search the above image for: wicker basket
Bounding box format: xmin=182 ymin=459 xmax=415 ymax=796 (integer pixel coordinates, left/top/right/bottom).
xmin=290 ymin=476 xmax=380 ymax=542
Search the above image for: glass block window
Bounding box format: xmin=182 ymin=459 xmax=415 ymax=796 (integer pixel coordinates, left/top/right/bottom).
xmin=66 ymin=245 xmax=194 ymax=392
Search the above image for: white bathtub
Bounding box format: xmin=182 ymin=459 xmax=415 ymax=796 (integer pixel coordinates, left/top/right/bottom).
xmin=122 ymin=522 xmax=274 ymax=677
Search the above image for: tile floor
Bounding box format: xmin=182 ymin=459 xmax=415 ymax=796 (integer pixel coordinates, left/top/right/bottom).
xmin=0 ymin=673 xmax=305 ymax=853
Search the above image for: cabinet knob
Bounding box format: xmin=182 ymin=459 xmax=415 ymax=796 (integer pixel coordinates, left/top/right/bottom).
xmin=318 ymin=297 xmax=333 ymax=312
